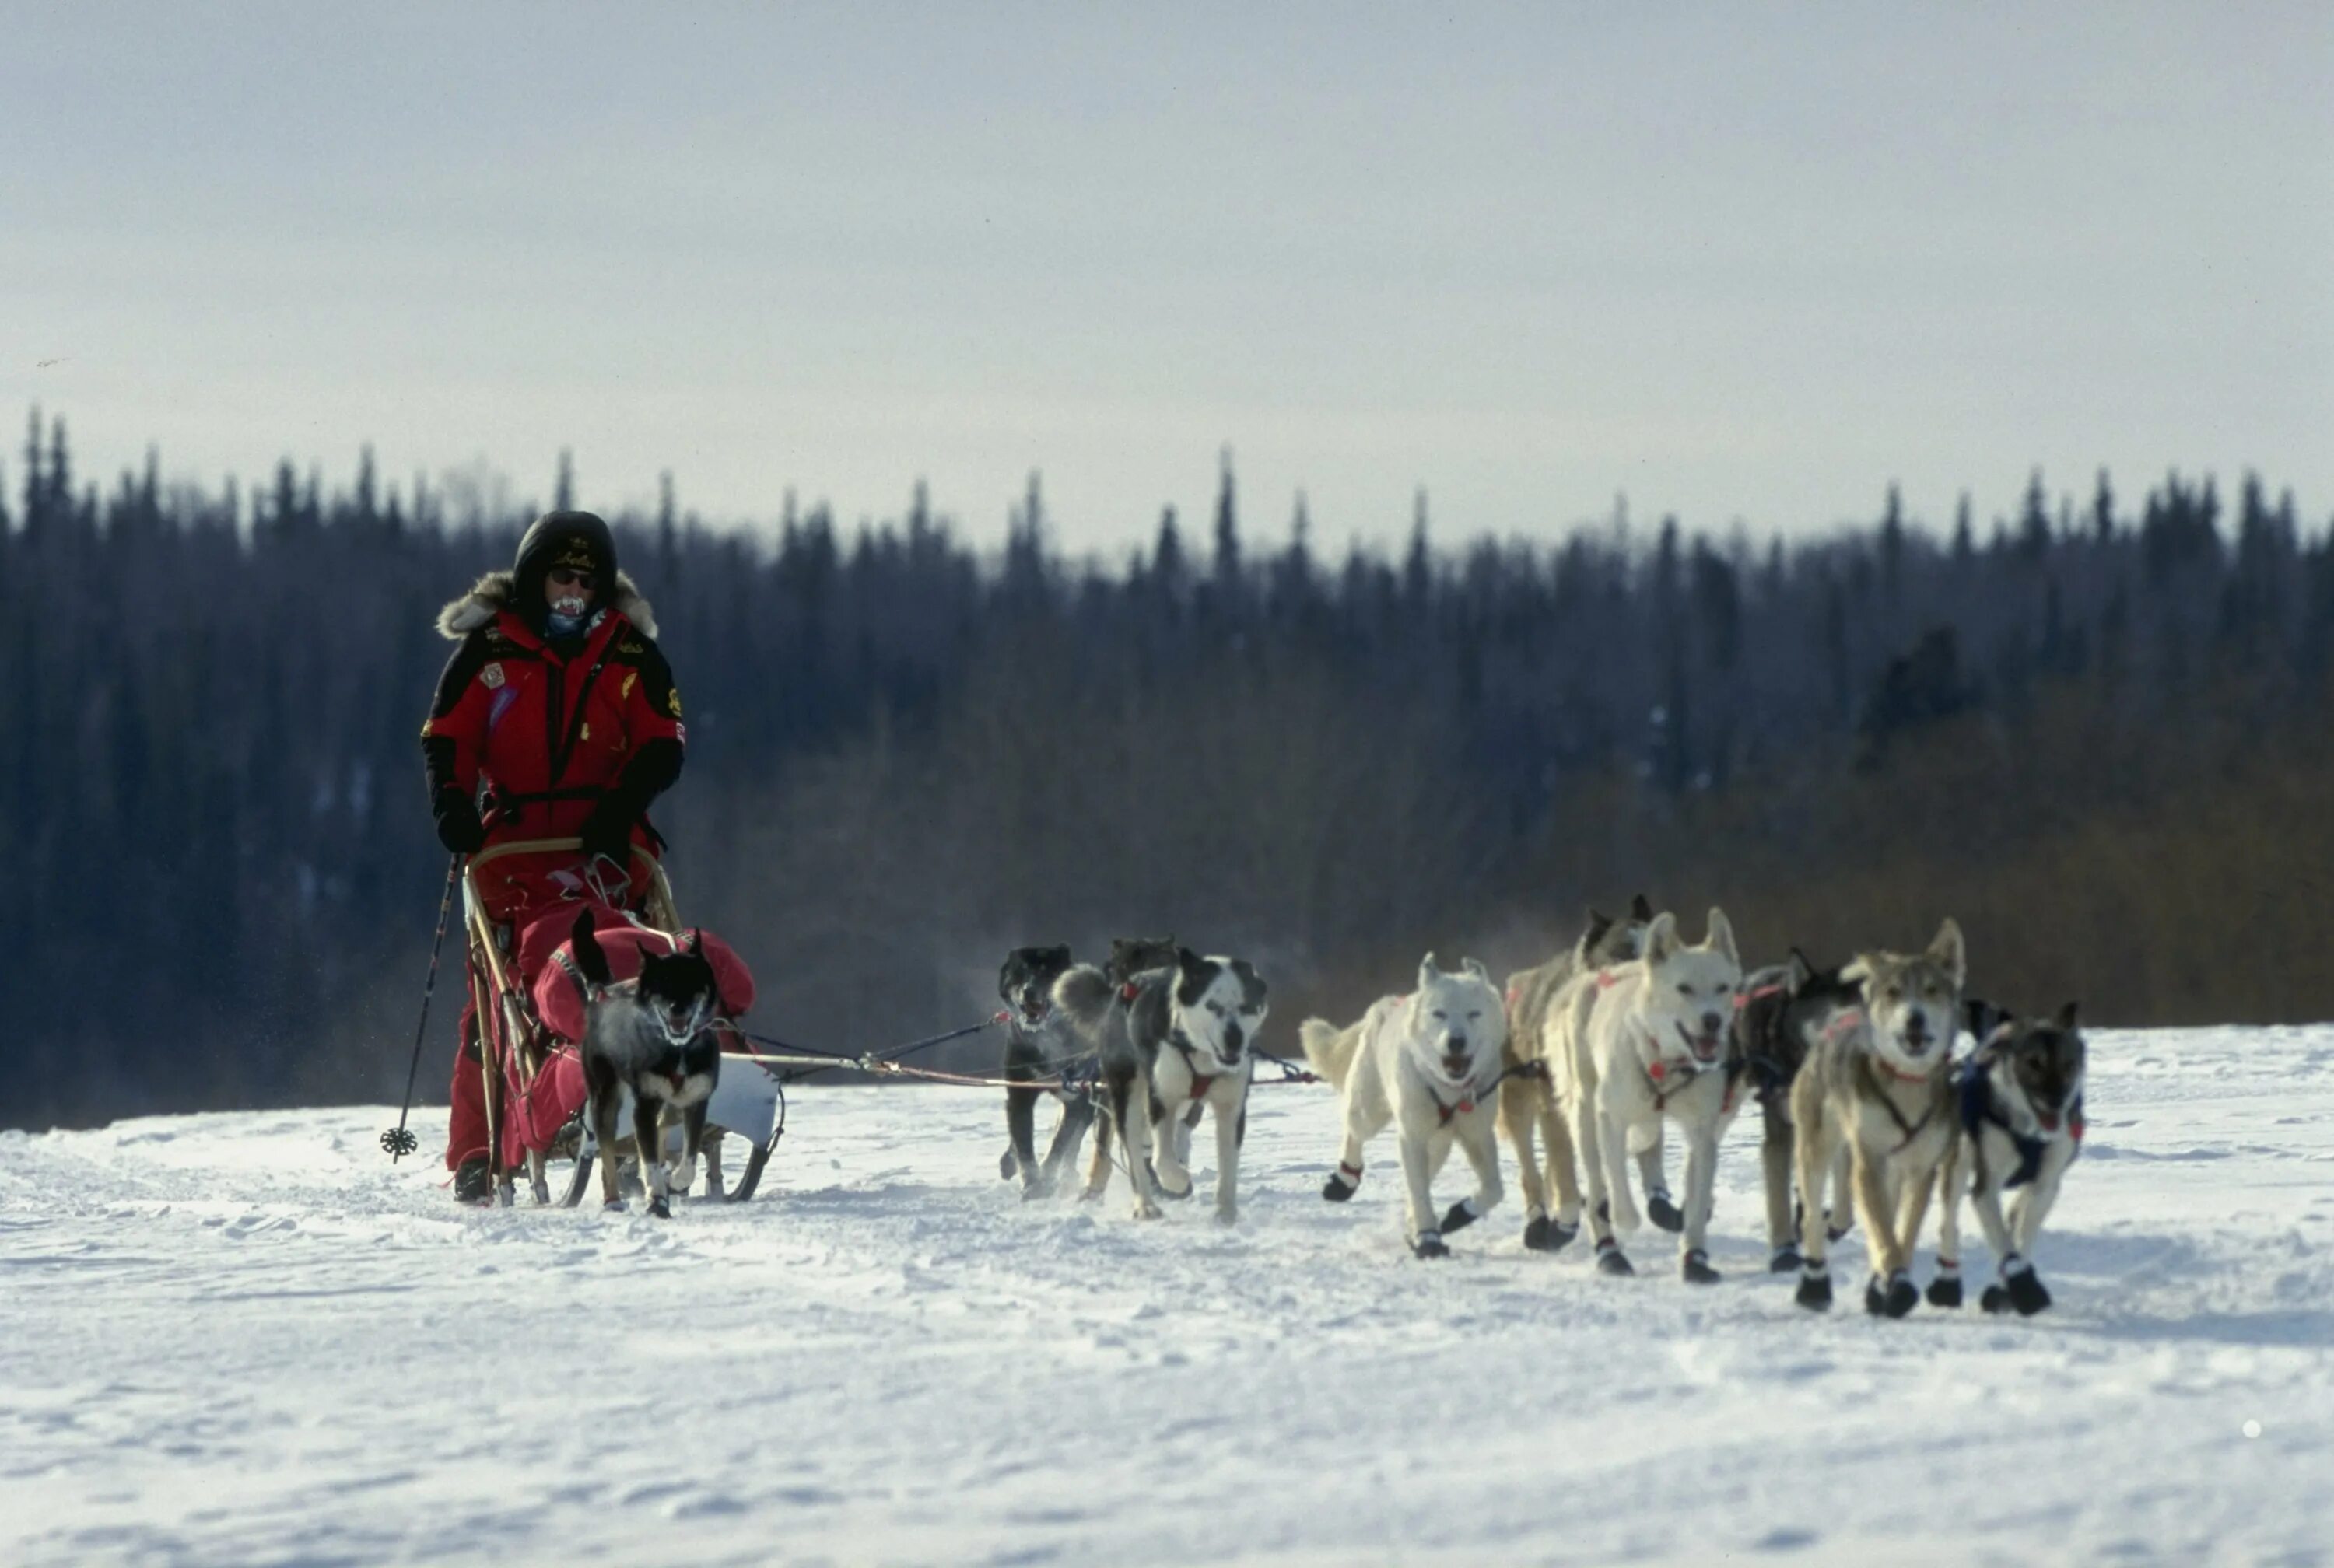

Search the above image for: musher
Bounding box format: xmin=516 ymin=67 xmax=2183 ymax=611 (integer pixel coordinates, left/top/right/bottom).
xmin=421 ymin=510 xmax=686 ymax=1202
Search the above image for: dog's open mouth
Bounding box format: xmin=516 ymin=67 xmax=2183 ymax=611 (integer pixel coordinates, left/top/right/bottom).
xmin=1675 ymin=1023 xmax=1723 ymax=1065
xmin=1898 ymin=1028 xmax=1935 ymax=1058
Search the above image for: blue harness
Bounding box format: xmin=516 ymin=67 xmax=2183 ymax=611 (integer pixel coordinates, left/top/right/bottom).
xmin=1955 ymin=1060 xmax=2080 ymax=1190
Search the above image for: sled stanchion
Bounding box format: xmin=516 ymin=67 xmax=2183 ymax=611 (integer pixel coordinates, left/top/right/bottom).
xmin=382 ymin=855 xmax=462 ymax=1162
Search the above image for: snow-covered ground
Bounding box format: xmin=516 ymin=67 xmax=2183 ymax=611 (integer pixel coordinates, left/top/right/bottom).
xmin=4 ymin=1026 xmax=2331 ymax=1567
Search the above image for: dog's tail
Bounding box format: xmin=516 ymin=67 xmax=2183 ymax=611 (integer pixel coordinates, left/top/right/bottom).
xmin=1051 ymin=964 xmax=1117 ymax=1043
xmin=1299 ymin=1017 xmax=1365 ymax=1090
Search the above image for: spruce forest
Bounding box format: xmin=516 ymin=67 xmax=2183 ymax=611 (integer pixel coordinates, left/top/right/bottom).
xmin=8 ymin=411 xmax=2330 ymax=1129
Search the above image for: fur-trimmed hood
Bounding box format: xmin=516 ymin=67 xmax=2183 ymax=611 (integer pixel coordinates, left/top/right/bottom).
xmin=435 ymin=569 xmax=659 ymax=641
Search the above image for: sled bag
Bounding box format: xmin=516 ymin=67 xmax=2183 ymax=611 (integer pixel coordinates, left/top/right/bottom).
xmin=525 ymin=913 xmax=756 ymax=1045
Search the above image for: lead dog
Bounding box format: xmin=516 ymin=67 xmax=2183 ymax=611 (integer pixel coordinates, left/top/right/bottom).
xmin=568 ymin=911 xmax=722 ymax=1219
xmin=1791 ymin=919 xmax=1966 ymax=1317
xmin=1054 ymin=945 xmax=1269 ymax=1223
xmin=1551 ymin=908 xmax=1745 ymax=1281
xmin=1498 ymin=898 xmax=1652 ymax=1252
xmin=1302 ymin=954 xmax=1509 ymax=1259
xmin=1929 ymin=1003 xmax=2087 ymax=1315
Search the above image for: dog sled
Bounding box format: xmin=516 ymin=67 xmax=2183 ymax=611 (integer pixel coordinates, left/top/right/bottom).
xmin=461 ymin=837 xmax=786 ymax=1208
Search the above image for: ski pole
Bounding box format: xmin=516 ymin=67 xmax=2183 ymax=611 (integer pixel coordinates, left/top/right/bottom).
xmin=381 ymin=854 xmax=461 ymax=1161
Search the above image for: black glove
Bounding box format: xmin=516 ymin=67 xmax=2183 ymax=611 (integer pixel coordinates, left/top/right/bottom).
xmin=433 ymin=791 xmax=486 ymax=855
xmin=578 ymin=792 xmax=636 ymax=862
xmin=577 ymin=739 xmax=683 ymax=863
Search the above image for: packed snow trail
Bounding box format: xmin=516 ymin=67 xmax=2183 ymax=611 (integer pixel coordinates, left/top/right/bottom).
xmin=4 ymin=1027 xmax=2330 ymax=1567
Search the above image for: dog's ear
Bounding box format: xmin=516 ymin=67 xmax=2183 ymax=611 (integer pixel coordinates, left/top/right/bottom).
xmin=684 ymin=928 xmax=704 ymax=958
xmin=1176 ymin=946 xmax=1207 ymax=981
xmin=1927 ymin=917 xmax=1967 ymax=990
xmin=1630 ymin=892 xmax=1655 ymax=923
xmin=1704 ymin=908 xmax=1738 ymax=967
xmin=2055 ymin=1000 xmax=2080 ymax=1031
xmin=1418 ymin=952 xmax=1444 ymax=991
xmin=1784 ymin=949 xmax=1814 ymax=989
xmin=1582 ymin=908 xmax=1612 ymax=946
xmin=569 ymin=911 xmax=612 ymax=988
xmin=1841 ymin=955 xmax=1873 ymax=989
xmin=1642 ymin=912 xmax=1679 ymax=966
xmin=1043 ymin=944 xmax=1071 ymax=968
xmin=1460 ymin=956 xmax=1491 ymax=985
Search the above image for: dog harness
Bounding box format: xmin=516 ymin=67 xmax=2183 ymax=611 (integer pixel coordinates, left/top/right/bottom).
xmin=1955 ymin=1059 xmax=2083 ymax=1189
xmin=1628 ymin=1020 xmax=1722 ymax=1114
xmin=1861 ymin=1059 xmax=1945 ymax=1151
xmin=1165 ymin=1027 xmax=1232 ymax=1101
xmin=1427 ymin=1078 xmax=1479 ymax=1125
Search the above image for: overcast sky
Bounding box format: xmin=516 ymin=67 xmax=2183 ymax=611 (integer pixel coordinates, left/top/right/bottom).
xmin=5 ymin=2 xmax=2329 ymax=554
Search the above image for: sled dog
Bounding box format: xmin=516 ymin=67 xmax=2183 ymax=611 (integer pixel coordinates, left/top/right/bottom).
xmin=568 ymin=911 xmax=722 ymax=1218
xmin=1498 ymin=897 xmax=1652 ymax=1252
xmin=1733 ymin=951 xmax=1862 ymax=1270
xmin=1929 ymin=1003 xmax=2087 ymax=1315
xmin=994 ymin=944 xmax=1094 ymax=1199
xmin=1053 ymin=936 xmax=1183 ymax=1200
xmin=1552 ymin=908 xmax=1746 ymax=1282
xmin=1054 ymin=944 xmax=1268 ymax=1223
xmin=1789 ymin=919 xmax=1966 ymax=1317
xmin=1302 ymin=954 xmax=1509 ymax=1259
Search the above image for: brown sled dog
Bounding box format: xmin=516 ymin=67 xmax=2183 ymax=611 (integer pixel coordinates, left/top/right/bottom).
xmin=1498 ymin=896 xmax=1652 ymax=1252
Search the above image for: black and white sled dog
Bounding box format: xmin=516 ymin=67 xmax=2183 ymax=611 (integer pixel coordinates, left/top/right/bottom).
xmin=1302 ymin=954 xmax=1509 ymax=1259
xmin=1733 ymin=950 xmax=1863 ymax=1271
xmin=1053 ymin=944 xmax=1269 ymax=1223
xmin=1551 ymin=909 xmax=1746 ymax=1282
xmin=1929 ymin=1003 xmax=2087 ymax=1315
xmin=1790 ymin=919 xmax=1966 ymax=1317
xmin=567 ymin=911 xmax=722 ymax=1219
xmin=993 ymin=943 xmax=1095 ymax=1199
xmin=1498 ymin=897 xmax=1652 ymax=1253
xmin=1056 ymin=935 xmax=1184 ymax=1201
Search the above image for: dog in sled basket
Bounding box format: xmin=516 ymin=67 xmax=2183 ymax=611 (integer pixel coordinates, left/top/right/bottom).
xmin=458 ymin=837 xmax=771 ymax=1209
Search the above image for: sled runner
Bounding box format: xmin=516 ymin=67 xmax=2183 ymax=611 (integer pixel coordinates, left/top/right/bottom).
xmin=461 ymin=837 xmax=783 ymax=1208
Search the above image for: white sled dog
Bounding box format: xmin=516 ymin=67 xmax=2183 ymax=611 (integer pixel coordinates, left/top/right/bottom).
xmin=1053 ymin=947 xmax=1269 ymax=1224
xmin=1790 ymin=919 xmax=1966 ymax=1318
xmin=1551 ymin=908 xmax=1745 ymax=1281
xmin=1498 ymin=898 xmax=1652 ymax=1253
xmin=1302 ymin=955 xmax=1509 ymax=1259
xmin=1929 ymin=1003 xmax=2087 ymax=1316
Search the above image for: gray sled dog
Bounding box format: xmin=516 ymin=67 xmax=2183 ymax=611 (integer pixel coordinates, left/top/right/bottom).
xmin=567 ymin=912 xmax=722 ymax=1219
xmin=1732 ymin=951 xmax=1861 ymax=1271
xmin=1303 ymin=955 xmax=1509 ymax=1259
xmin=1056 ymin=935 xmax=1183 ymax=1201
xmin=1790 ymin=919 xmax=1966 ymax=1318
xmin=1053 ymin=946 xmax=1269 ymax=1223
xmin=1551 ymin=909 xmax=1745 ymax=1282
xmin=1929 ymin=1003 xmax=2087 ymax=1315
xmin=1498 ymin=897 xmax=1652 ymax=1253
xmin=994 ymin=944 xmax=1092 ymax=1199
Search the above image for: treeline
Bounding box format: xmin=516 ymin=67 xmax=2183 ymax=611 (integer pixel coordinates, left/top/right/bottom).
xmin=5 ymin=411 xmax=2330 ymax=1129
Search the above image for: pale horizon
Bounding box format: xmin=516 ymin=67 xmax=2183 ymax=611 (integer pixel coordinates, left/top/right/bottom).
xmin=7 ymin=2 xmax=2329 ymax=554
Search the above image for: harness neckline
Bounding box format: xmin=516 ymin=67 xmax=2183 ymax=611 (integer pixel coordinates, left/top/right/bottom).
xmin=1629 ymin=1019 xmax=1722 ymax=1111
